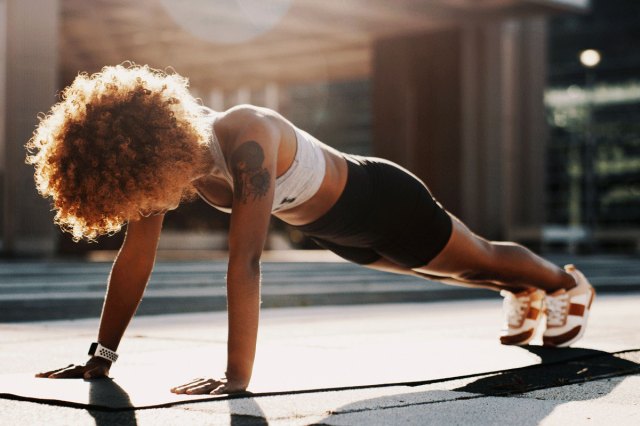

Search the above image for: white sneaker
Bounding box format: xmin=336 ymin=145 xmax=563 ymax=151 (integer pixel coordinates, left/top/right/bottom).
xmin=500 ymin=288 xmax=545 ymax=346
xmin=543 ymin=265 xmax=595 ymax=347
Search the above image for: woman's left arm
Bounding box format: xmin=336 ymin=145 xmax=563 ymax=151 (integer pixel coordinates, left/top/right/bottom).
xmin=171 ymin=112 xmax=279 ymax=396
xmin=223 ymin=115 xmax=279 ymax=392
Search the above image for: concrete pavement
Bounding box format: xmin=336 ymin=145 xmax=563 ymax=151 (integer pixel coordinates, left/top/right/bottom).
xmin=1 ymin=296 xmax=640 ymax=425
xmin=0 ymin=252 xmax=639 ymax=424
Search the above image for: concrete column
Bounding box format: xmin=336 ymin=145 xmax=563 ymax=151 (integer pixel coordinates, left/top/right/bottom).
xmin=460 ymin=21 xmax=505 ymax=238
xmin=2 ymin=0 xmax=58 ymax=254
xmin=501 ymin=17 xmax=548 ymax=242
xmin=459 ymin=18 xmax=548 ymax=241
xmin=373 ymin=19 xmax=548 ymax=242
xmin=372 ymin=30 xmax=463 ymax=217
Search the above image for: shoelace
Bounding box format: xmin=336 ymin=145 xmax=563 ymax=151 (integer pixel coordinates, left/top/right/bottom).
xmin=501 ymin=290 xmax=528 ymax=326
xmin=546 ymin=293 xmax=569 ymax=326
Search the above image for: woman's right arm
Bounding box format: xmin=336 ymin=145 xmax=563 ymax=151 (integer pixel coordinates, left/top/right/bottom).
xmin=36 ymin=214 xmax=164 ymax=379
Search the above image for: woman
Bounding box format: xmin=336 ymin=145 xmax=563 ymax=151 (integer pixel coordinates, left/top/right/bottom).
xmin=30 ymin=64 xmax=594 ymax=395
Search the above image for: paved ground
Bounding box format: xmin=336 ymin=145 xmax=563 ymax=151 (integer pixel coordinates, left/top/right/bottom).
xmin=1 ymin=297 xmax=640 ymax=425
xmin=0 ymin=251 xmax=639 ymax=425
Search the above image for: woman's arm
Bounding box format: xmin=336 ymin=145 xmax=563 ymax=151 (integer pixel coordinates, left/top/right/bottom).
xmin=171 ymin=111 xmax=279 ymax=395
xmin=97 ymin=213 xmax=164 ymax=352
xmin=36 ymin=214 xmax=164 ymax=379
xmin=225 ymin=113 xmax=279 ymax=389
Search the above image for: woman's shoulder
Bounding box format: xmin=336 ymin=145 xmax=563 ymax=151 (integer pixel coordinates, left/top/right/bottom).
xmin=219 ymin=104 xmax=280 ymax=125
xmin=216 ymin=104 xmax=285 ymax=143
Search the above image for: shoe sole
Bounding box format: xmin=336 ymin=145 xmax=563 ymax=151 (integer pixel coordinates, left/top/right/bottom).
xmin=501 ymin=328 xmax=536 ymax=346
xmin=543 ymin=287 xmax=595 ymax=348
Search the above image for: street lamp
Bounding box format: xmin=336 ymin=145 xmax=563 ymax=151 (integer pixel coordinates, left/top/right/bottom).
xmin=578 ymin=49 xmax=601 ymax=252
xmin=579 ymin=49 xmax=601 ymax=68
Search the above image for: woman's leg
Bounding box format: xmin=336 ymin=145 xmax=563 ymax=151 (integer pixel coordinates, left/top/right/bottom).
xmin=365 ymin=213 xmax=591 ymax=347
xmin=413 ymin=213 xmax=576 ymax=294
xmin=364 ymin=256 xmax=508 ymax=292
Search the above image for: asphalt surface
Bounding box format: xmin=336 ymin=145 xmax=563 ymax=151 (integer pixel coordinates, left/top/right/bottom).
xmin=0 ymin=251 xmax=639 ymax=425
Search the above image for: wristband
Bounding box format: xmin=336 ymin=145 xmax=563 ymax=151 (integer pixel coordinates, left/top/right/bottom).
xmin=88 ymin=342 xmax=119 ymax=363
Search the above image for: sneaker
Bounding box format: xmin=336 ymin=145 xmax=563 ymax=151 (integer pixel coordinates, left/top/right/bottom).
xmin=500 ymin=288 xmax=545 ymax=345
xmin=543 ymin=265 xmax=595 ymax=347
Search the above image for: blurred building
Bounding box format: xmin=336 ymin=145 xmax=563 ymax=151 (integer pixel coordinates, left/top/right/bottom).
xmin=545 ymin=0 xmax=640 ymax=252
xmin=0 ymin=0 xmax=589 ymax=255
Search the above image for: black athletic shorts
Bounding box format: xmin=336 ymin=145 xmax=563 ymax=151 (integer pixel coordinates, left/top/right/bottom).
xmin=292 ymin=155 xmax=453 ymax=269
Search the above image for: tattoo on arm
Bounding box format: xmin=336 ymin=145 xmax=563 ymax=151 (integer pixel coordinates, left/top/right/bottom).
xmin=230 ymin=141 xmax=271 ymax=203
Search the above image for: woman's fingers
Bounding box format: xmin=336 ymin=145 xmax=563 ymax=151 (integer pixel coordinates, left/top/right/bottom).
xmin=36 ymin=361 xmax=111 ymax=379
xmin=35 ymin=364 xmax=75 ymax=378
xmin=171 ymin=378 xmax=223 ymax=395
xmin=48 ymin=365 xmax=86 ymax=379
xmin=171 ymin=378 xmax=207 ymax=393
xmin=185 ymin=380 xmax=220 ymax=395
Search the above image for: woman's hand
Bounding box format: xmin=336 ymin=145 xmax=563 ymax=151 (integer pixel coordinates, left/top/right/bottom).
xmin=170 ymin=377 xmax=248 ymax=395
xmin=35 ymin=357 xmax=111 ymax=380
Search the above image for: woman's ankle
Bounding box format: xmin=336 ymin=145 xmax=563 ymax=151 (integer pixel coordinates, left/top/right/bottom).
xmin=547 ymin=270 xmax=577 ymax=293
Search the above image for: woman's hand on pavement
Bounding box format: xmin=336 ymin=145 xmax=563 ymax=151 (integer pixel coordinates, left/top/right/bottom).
xmin=170 ymin=377 xmax=248 ymax=395
xmin=35 ymin=357 xmax=111 ymax=379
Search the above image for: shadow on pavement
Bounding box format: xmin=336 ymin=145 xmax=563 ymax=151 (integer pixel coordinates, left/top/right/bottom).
xmin=228 ymin=396 xmax=269 ymax=426
xmin=87 ymin=379 xmax=137 ymax=426
xmin=314 ymin=348 xmax=640 ymax=425
xmin=454 ymin=346 xmax=640 ymax=395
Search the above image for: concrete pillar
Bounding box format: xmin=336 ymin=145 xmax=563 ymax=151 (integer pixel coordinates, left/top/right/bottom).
xmin=372 ymin=30 xmax=463 ymax=217
xmin=460 ymin=22 xmax=506 ymax=237
xmin=459 ymin=18 xmax=548 ymax=241
xmin=372 ymin=19 xmax=548 ymax=242
xmin=500 ymin=18 xmax=548 ymax=242
xmin=2 ymin=0 xmax=58 ymax=254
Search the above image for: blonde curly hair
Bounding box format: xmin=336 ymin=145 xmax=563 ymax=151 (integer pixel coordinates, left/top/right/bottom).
xmin=26 ymin=63 xmax=212 ymax=241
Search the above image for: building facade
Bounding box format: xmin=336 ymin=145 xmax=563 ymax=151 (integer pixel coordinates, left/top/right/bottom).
xmin=0 ymin=0 xmax=588 ymax=254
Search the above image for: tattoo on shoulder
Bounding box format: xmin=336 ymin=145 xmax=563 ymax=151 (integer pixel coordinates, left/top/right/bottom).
xmin=230 ymin=141 xmax=271 ymax=203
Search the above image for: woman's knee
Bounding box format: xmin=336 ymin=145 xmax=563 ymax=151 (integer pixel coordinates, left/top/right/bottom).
xmin=421 ymin=220 xmax=490 ymax=272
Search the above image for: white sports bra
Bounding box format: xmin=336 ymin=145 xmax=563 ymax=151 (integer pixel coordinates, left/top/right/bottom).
xmin=197 ymin=108 xmax=327 ymax=214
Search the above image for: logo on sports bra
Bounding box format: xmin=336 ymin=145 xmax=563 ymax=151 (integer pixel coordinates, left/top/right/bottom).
xmin=280 ymin=197 xmax=297 ymax=205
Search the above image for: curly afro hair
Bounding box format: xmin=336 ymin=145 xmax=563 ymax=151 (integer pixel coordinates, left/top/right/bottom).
xmin=26 ymin=63 xmax=212 ymax=241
